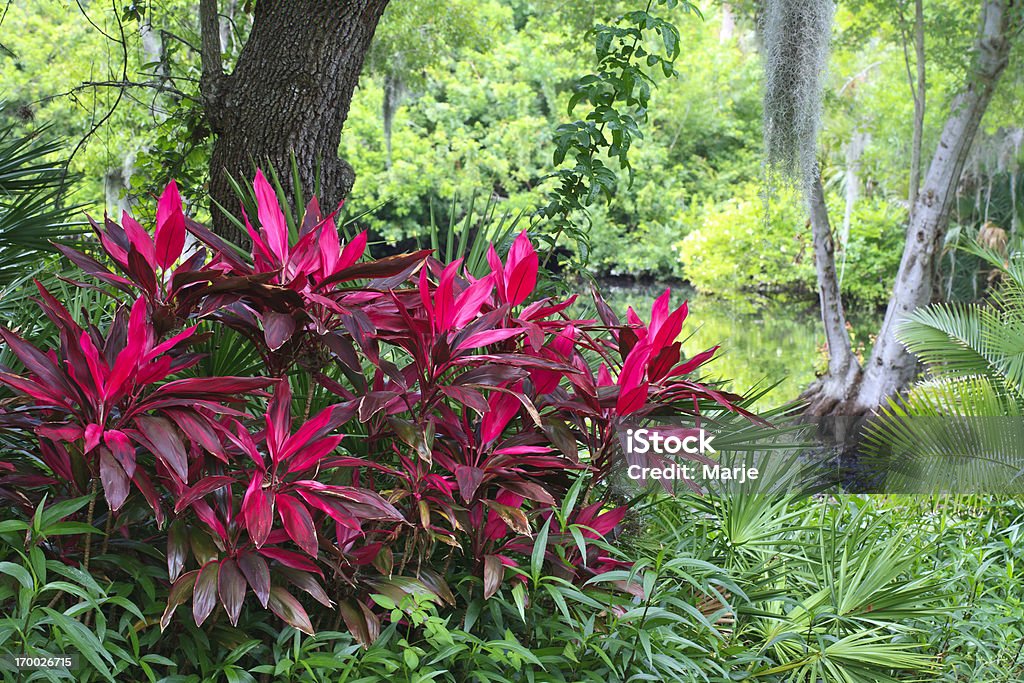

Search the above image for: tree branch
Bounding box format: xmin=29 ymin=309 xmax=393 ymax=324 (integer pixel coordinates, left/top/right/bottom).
xmin=200 ymin=0 xmax=224 ymax=80
xmin=199 ymin=0 xmax=230 ymax=131
xmin=63 ymin=1 xmax=128 ymax=187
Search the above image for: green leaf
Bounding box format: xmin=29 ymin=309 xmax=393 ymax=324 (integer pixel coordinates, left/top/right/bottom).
xmin=0 ymin=561 xmax=33 ymax=589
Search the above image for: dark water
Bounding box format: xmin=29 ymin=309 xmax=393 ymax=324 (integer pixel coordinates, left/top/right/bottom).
xmin=597 ymin=282 xmax=882 ymax=411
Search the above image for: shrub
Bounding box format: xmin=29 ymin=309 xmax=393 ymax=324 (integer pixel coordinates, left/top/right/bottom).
xmin=0 ymin=173 xmax=751 ymax=667
xmin=677 ymin=183 xmax=902 ymax=305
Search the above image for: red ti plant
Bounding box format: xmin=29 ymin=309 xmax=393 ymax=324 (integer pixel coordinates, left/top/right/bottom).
xmin=160 ymin=383 xmax=405 ymax=634
xmin=0 ymin=173 xmax=759 ymax=642
xmin=0 ymin=284 xmax=270 ymax=521
xmin=185 ymin=170 xmax=430 ymax=376
xmin=53 ymin=182 xmax=211 ymax=336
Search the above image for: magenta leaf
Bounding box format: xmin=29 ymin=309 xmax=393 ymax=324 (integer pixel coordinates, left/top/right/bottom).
xmin=242 ymin=472 xmax=274 ymax=548
xmin=155 ymin=180 xmax=186 ymax=269
xmin=277 ymin=494 xmax=319 ymax=556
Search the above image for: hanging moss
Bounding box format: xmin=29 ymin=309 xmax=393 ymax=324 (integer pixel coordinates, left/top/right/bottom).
xmin=760 ymin=0 xmax=835 ymax=191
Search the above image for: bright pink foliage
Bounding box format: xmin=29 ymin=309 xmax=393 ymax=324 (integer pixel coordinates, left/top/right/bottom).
xmin=0 ymin=174 xmax=752 ymax=641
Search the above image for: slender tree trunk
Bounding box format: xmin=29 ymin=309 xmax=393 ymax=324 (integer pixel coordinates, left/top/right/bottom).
xmin=854 ymin=0 xmax=1016 ymax=412
xmin=382 ymin=72 xmax=404 ymax=170
xmin=802 ymin=169 xmax=863 ymax=414
xmin=720 ymin=2 xmax=736 ymax=43
xmin=906 ymin=0 xmax=927 ymax=215
xmin=140 ymin=16 xmax=169 ymax=121
xmin=200 ymin=0 xmax=391 ymax=242
xmin=839 ymin=130 xmax=867 ymax=284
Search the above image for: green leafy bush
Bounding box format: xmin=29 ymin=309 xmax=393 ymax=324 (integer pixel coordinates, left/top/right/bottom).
xmin=677 ymin=183 xmax=902 ymax=305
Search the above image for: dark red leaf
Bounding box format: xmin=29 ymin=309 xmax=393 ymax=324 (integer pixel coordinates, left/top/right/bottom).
xmin=258 ymin=547 xmax=323 ymax=575
xmin=167 ymin=519 xmax=187 ymax=582
xmin=263 ymin=311 xmax=296 ymax=351
xmin=103 ymin=429 xmax=136 ymax=479
xmin=132 ymin=468 xmax=165 ymax=527
xmin=160 ymin=570 xmax=198 ymax=631
xmin=99 ymin=447 xmax=129 ymax=511
xmin=316 ymin=249 xmax=431 ymax=288
xmin=268 ymin=586 xmax=314 ymax=635
xmin=192 ymin=560 xmax=220 ymax=626
xmin=174 ymin=476 xmax=235 ymax=514
xmin=238 ymin=551 xmax=270 ymax=608
xmin=150 ymin=376 xmax=274 ymax=399
xmin=483 ymin=554 xmax=504 ymax=599
xmin=217 ymin=557 xmax=246 ymax=626
xmin=439 ymin=385 xmax=489 ymax=413
xmin=500 ymin=480 xmax=556 ymax=505
xmin=339 ymin=599 xmax=372 ymax=646
xmin=455 ymin=465 xmax=486 ymax=503
xmin=280 ymin=568 xmax=333 ymax=607
xmin=133 ymin=415 xmax=188 ymax=482
xmin=163 ymin=409 xmax=226 ymax=461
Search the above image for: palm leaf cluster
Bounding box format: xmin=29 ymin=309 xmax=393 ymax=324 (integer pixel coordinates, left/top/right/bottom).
xmin=0 ymin=116 xmax=83 ymax=287
xmin=864 ymin=243 xmax=1024 ymax=493
xmin=646 ymin=465 xmax=943 ymax=682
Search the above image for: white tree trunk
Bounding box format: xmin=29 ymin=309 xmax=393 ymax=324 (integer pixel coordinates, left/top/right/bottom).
xmin=804 ymin=169 xmax=863 ymax=413
xmin=854 ymin=0 xmax=1016 ymax=412
xmin=839 ymin=130 xmax=868 ymax=284
xmin=720 ymin=2 xmax=736 ymax=43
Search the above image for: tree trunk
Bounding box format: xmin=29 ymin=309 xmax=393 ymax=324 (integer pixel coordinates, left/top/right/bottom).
xmin=720 ymin=3 xmax=736 ymax=43
xmin=906 ymin=0 xmax=926 ymax=214
xmin=839 ymin=129 xmax=867 ymax=284
xmin=853 ymin=0 xmax=1016 ymax=412
xmin=802 ymin=169 xmax=863 ymax=415
xmin=382 ymin=72 xmax=404 ymax=170
xmin=201 ymin=0 xmax=391 ymax=243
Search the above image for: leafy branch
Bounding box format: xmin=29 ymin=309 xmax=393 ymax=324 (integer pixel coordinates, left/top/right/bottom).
xmin=535 ymin=0 xmax=697 ymax=268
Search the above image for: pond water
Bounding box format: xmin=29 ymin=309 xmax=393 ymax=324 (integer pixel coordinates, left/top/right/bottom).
xmin=596 ymin=282 xmax=883 ymax=411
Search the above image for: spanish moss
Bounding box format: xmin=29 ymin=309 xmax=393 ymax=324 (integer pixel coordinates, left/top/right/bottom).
xmin=760 ymin=0 xmax=836 ymax=192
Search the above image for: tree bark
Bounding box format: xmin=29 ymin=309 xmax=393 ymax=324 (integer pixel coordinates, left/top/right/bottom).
xmin=854 ymin=0 xmax=1016 ymax=412
xmin=201 ymin=0 xmax=391 ymax=243
xmin=904 ymin=0 xmax=927 ymax=215
xmin=802 ymin=169 xmax=863 ymax=415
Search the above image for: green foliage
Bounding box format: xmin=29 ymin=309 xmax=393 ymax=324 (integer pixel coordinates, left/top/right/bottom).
xmin=0 ymin=117 xmax=82 ymax=286
xmin=864 ymin=246 xmax=1024 ymax=492
xmin=677 ymin=182 xmax=902 ymax=304
xmin=0 ymin=497 xmax=172 ymax=683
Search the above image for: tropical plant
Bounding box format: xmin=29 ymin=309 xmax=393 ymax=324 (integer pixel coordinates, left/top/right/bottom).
xmin=0 ymin=172 xmax=750 ymax=652
xmin=863 ymin=243 xmax=1024 ymax=493
xmin=0 ymin=116 xmax=82 ymax=286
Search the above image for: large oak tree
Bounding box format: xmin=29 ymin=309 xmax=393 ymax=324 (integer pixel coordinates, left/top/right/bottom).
xmin=198 ymin=0 xmax=391 ymax=242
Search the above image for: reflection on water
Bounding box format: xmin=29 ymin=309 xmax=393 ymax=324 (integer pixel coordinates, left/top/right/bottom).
xmin=596 ymin=282 xmax=881 ymax=410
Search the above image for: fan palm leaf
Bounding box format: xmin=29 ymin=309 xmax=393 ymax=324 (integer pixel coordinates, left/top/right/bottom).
xmin=865 ymin=249 xmax=1024 ymax=494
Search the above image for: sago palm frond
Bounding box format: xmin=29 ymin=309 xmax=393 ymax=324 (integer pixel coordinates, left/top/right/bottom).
xmin=865 ymin=244 xmax=1024 ymax=493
